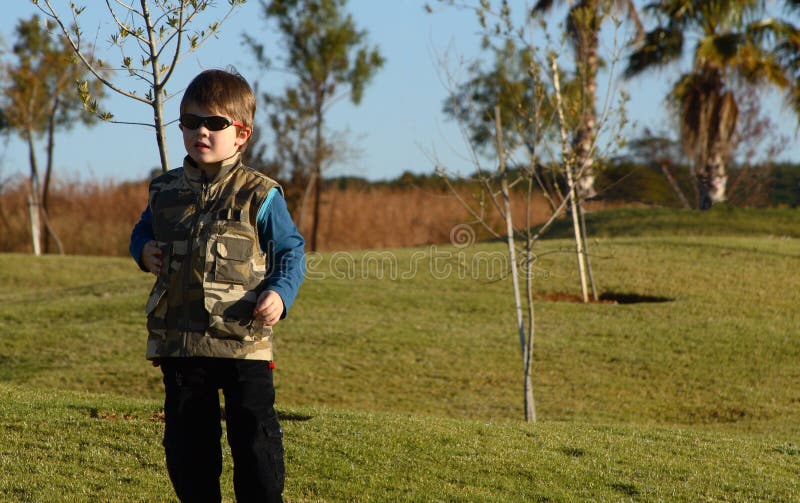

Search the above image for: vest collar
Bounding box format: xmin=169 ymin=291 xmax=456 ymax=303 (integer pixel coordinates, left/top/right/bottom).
xmin=182 ymin=153 xmax=241 ymax=190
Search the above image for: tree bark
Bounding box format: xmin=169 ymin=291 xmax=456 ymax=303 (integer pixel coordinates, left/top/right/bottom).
xmin=310 ymin=99 xmax=324 ymax=252
xmin=552 ymin=58 xmax=590 ymax=303
xmin=43 ymin=95 xmax=64 ymax=254
xmin=26 ymin=130 xmax=42 ymax=256
xmin=578 ymin=203 xmax=598 ymax=301
xmin=141 ymin=0 xmax=170 ymax=173
xmin=572 ymin=0 xmax=600 ymax=200
xmin=27 ymin=195 xmax=41 ymax=256
xmin=495 ymin=106 xmax=535 ymax=422
xmin=570 ymin=0 xmax=599 ymax=299
xmin=696 ymin=153 xmax=729 ymax=210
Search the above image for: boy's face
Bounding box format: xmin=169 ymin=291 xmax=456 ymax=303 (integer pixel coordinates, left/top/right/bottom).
xmin=180 ymin=103 xmax=251 ymax=167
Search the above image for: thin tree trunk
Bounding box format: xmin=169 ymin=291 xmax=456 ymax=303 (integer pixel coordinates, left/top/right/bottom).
xmin=151 ymin=88 xmax=170 ymax=174
xmin=153 ymin=98 xmax=170 ymax=174
xmin=43 ymin=95 xmax=64 ymax=254
xmin=495 ymin=108 xmax=525 ymax=357
xmin=495 ymin=106 xmax=535 ymax=422
xmin=523 ymin=167 xmax=536 ymax=423
xmin=141 ymin=0 xmax=170 ymax=173
xmin=552 ymin=57 xmax=590 ymax=303
xmin=40 ymin=208 xmax=65 ymax=255
xmin=27 ymin=194 xmax=42 ymax=256
xmin=311 ymin=166 xmax=321 ymax=251
xmin=569 ymin=187 xmax=590 ymax=303
xmin=523 ymin=239 xmax=536 ymax=423
xmin=660 ymin=161 xmax=691 ymax=209
xmin=578 ymin=203 xmax=598 ymax=301
xmin=310 ymin=102 xmax=324 ymax=252
xmin=26 ymin=130 xmax=42 ymax=256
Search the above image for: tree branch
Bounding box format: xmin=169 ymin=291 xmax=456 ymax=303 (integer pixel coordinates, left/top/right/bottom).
xmin=37 ymin=0 xmax=150 ymax=105
xmin=105 ymin=0 xmax=151 ymax=46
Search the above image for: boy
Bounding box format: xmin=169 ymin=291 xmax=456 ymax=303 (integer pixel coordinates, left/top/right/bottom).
xmin=129 ymin=68 xmax=305 ymax=503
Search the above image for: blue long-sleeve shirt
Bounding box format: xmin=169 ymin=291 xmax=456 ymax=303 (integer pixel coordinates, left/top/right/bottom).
xmin=129 ymin=187 xmax=305 ymax=318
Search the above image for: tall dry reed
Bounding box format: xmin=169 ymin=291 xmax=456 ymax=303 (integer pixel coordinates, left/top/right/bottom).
xmin=0 ymin=177 xmax=148 ymax=256
xmin=296 ymin=185 xmax=554 ymax=250
xmin=0 ymin=176 xmax=566 ymax=255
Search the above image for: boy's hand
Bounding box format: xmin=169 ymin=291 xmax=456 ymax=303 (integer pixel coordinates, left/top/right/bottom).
xmin=141 ymin=240 xmax=165 ymax=275
xmin=253 ymin=290 xmax=285 ymax=326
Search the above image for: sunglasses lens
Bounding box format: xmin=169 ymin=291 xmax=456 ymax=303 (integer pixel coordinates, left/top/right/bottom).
xmin=179 ymin=114 xmax=233 ymax=131
xmin=205 ymin=116 xmax=231 ymax=131
xmin=179 ymin=114 xmax=201 ymax=129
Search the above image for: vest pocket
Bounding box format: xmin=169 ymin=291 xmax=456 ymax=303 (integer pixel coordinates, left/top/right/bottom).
xmin=205 ymin=287 xmax=263 ymax=341
xmin=212 ymin=236 xmax=251 ymax=284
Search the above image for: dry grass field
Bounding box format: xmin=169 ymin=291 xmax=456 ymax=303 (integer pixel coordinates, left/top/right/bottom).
xmin=0 ymin=176 xmax=603 ymax=255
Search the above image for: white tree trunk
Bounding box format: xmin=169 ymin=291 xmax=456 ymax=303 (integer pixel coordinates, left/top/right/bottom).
xmin=495 ymin=106 xmax=535 ymax=422
xmin=28 ymin=196 xmax=41 ymax=256
xmin=697 ymin=160 xmax=727 ymax=210
xmin=552 ymin=57 xmax=590 ymax=303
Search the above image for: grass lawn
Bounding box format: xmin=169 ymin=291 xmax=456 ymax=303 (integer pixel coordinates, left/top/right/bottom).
xmin=1 ymin=207 xmax=799 ymax=500
xmin=1 ymin=384 xmax=798 ymax=502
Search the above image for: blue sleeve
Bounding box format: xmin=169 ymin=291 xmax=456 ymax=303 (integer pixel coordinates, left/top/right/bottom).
xmin=130 ymin=206 xmax=155 ymax=272
xmin=257 ymin=189 xmax=306 ymax=318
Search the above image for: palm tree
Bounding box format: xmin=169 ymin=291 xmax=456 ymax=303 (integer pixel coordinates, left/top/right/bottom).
xmin=625 ymin=0 xmax=798 ymax=209
xmin=533 ymin=0 xmax=643 ymax=199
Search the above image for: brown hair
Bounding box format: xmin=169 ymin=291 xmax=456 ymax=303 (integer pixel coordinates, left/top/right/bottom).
xmin=180 ymin=67 xmax=256 ymax=150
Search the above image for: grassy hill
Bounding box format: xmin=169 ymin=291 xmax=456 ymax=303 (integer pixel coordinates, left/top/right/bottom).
xmin=2 ymin=384 xmax=799 ymax=502
xmin=1 ymin=207 xmax=799 ymax=501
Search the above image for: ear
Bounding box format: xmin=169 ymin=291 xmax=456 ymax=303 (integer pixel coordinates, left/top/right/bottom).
xmin=235 ymin=126 xmax=252 ymax=147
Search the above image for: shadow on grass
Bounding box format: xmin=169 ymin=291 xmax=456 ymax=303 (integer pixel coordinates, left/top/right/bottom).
xmin=540 ymin=291 xmax=674 ymax=304
xmin=598 ymin=292 xmax=674 ymax=304
xmin=278 ymin=411 xmax=314 ymax=422
xmin=75 ymin=406 xmax=314 ymax=423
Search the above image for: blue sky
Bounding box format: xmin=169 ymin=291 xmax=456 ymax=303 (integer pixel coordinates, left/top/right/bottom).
xmin=1 ymin=0 xmax=798 ymax=183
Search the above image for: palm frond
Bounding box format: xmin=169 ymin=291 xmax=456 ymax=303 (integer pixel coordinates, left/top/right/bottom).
xmin=531 ymin=0 xmax=555 ymax=14
xmin=694 ymin=32 xmax=742 ymax=68
xmin=624 ymin=26 xmax=683 ymax=78
xmin=735 ymin=44 xmax=792 ymax=88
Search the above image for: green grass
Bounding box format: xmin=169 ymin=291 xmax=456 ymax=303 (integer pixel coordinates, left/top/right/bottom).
xmin=1 ymin=207 xmax=800 ymax=500
xmin=2 ymin=384 xmax=799 ymax=502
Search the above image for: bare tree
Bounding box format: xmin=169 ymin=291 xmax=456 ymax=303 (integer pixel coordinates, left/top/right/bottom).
xmin=33 ymin=0 xmax=246 ymax=173
xmin=431 ymin=2 xmax=630 ymax=422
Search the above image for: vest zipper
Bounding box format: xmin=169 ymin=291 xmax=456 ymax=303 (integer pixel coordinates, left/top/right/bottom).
xmin=182 ymin=171 xmax=209 ymax=341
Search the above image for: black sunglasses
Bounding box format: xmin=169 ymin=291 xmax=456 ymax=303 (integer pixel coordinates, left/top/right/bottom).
xmin=179 ymin=113 xmax=245 ymax=131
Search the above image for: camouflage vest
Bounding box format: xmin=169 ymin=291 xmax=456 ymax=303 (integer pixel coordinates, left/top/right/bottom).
xmin=144 ymin=155 xmax=280 ymax=361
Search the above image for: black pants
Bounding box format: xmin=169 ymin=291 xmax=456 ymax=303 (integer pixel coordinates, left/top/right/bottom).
xmin=160 ymin=358 xmax=284 ymax=503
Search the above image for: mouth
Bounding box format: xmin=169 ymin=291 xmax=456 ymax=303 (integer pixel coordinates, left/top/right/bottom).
xmin=194 ymin=142 xmax=210 ymax=151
